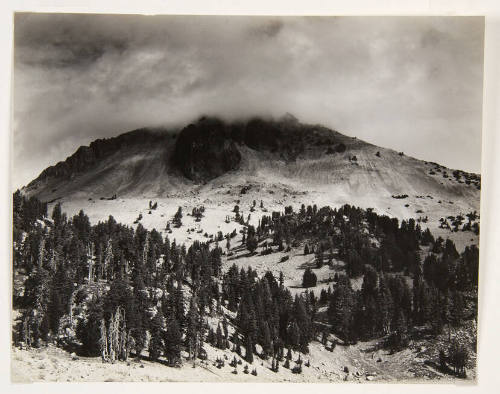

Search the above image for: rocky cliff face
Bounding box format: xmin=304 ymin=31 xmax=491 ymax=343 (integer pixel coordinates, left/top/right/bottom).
xmin=171 ymin=115 xmax=347 ymax=182
xmin=28 ymin=128 xmax=168 ymax=186
xmin=173 ymin=117 xmax=241 ymax=182
xmin=27 ymin=115 xmax=350 ymax=190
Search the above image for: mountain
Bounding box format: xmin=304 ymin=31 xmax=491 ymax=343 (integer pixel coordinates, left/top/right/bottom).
xmin=22 ymin=115 xmax=480 ymax=250
xmin=14 ymin=116 xmax=481 ymax=382
xmin=23 ymin=115 xmax=350 ymax=198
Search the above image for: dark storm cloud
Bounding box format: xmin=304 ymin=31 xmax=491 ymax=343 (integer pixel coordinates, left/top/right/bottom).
xmin=12 ymin=14 xmax=484 ymax=188
xmin=249 ymin=19 xmax=284 ymax=38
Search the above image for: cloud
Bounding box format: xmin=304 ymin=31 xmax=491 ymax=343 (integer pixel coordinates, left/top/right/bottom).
xmin=12 ymin=14 xmax=484 ymax=188
xmin=248 ymin=18 xmax=284 ymax=38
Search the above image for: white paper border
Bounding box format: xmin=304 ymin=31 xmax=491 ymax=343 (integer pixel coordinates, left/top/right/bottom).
xmin=1 ymin=1 xmax=499 ymax=393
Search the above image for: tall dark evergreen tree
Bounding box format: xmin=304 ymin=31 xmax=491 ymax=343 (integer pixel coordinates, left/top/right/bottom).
xmin=164 ymin=318 xmax=182 ymax=366
xmin=149 ymin=311 xmax=165 ymax=361
xmin=302 ymin=268 xmax=317 ymax=288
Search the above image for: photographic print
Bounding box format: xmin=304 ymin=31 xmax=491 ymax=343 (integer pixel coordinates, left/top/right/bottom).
xmin=11 ymin=14 xmax=483 ymax=383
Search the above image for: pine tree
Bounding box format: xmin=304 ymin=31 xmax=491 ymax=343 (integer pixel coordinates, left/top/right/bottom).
xmin=327 ymin=275 xmax=355 ymax=343
xmin=51 ymin=203 xmax=63 ymax=228
xmin=234 ymin=334 xmax=242 ymax=355
xmin=429 ymin=288 xmax=444 ymax=335
xmin=186 ymin=295 xmax=200 ymax=360
xmin=294 ymin=295 xmax=312 ymax=353
xmin=448 ymin=340 xmax=469 ymax=377
xmin=287 ymin=321 xmax=300 ymax=350
xmin=48 ymin=266 xmax=72 ymax=336
xmin=216 ymin=324 xmax=224 ymax=349
xmin=131 ymin=271 xmax=148 ymax=358
xmin=22 ymin=265 xmax=52 ymax=347
xmin=259 ymin=321 xmax=272 ymax=359
xmin=302 ymin=268 xmax=317 ymax=288
xmin=164 ymin=318 xmax=182 ymax=366
xmin=76 ymin=296 xmax=104 ymax=356
xmin=173 ymin=207 xmax=183 ymax=228
xmin=149 ymin=311 xmax=165 ymax=361
xmin=315 ymin=244 xmax=324 ymax=268
xmin=207 ymin=327 xmax=215 ymax=346
xmin=222 ymin=318 xmax=229 ymax=339
xmin=387 ymin=309 xmax=409 ymax=353
xmin=246 ymin=233 xmax=258 ymax=254
xmin=245 ymin=336 xmax=254 ymax=363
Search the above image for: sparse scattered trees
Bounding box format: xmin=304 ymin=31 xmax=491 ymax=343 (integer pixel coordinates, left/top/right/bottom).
xmin=13 ymin=192 xmax=477 ymax=377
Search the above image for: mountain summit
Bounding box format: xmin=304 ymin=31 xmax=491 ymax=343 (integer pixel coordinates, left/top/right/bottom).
xmin=24 ymin=115 xmax=479 ymax=199
xmin=22 ymin=115 xmax=480 ymax=248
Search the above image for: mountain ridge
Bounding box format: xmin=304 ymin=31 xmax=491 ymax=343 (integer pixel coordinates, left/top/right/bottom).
xmin=21 ymin=115 xmax=481 ymax=253
xmin=23 ymin=115 xmax=480 ymax=203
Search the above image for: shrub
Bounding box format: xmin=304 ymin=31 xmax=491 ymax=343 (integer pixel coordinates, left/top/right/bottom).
xmin=448 ymin=341 xmax=469 ymax=377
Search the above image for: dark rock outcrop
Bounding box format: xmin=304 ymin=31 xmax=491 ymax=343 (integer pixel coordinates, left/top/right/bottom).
xmin=244 ymin=118 xmax=282 ymax=152
xmin=25 ymin=115 xmax=347 ymax=190
xmin=173 ymin=117 xmax=241 ymax=182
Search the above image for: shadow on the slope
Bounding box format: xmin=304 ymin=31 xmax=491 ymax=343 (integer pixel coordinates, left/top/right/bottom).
xmin=359 ymin=339 xmax=387 ymax=354
xmin=297 ymin=260 xmax=344 ymax=271
xmin=423 ymin=360 xmax=465 ymax=378
xmin=297 ymin=260 xmax=317 ymax=269
xmin=227 ymin=251 xmax=258 ymax=261
xmin=58 ymin=341 xmax=181 ymax=368
xmin=58 ymin=339 xmax=85 ymax=356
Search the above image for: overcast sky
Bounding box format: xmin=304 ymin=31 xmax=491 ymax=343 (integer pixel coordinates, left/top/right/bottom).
xmin=12 ymin=14 xmax=484 ymax=189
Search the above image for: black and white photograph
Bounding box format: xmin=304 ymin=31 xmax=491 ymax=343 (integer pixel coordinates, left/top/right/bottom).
xmin=9 ymin=11 xmax=485 ymax=384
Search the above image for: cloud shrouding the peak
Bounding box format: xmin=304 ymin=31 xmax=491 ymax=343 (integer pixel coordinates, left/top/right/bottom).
xmin=12 ymin=14 xmax=484 ymax=188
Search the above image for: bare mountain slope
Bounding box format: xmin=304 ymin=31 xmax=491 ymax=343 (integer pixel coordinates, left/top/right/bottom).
xmin=22 ymin=116 xmax=480 ymax=249
xmin=24 ymin=116 xmax=480 ymax=200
